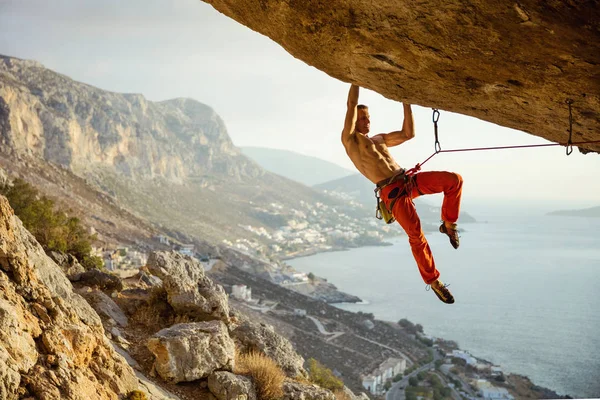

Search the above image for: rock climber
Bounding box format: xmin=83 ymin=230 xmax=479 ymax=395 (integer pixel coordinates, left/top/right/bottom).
xmin=341 ymin=84 xmax=463 ymax=304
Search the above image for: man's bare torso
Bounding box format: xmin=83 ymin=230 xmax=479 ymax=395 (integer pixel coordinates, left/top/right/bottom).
xmin=344 ymin=131 xmax=403 ymax=184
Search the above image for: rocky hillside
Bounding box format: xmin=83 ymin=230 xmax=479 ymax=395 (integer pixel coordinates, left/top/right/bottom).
xmin=0 ymin=195 xmax=140 ymax=399
xmin=201 ymin=0 xmax=600 ymax=154
xmin=0 ymin=55 xmax=259 ymax=182
xmin=0 ymin=55 xmax=377 ymax=251
xmin=0 ymin=193 xmax=370 ymax=400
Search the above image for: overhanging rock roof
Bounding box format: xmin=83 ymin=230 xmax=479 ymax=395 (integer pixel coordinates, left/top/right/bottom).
xmin=203 ymin=0 xmax=600 ymax=153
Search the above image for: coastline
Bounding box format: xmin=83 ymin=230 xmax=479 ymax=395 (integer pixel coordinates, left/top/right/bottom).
xmin=280 ymin=240 xmax=395 ymax=261
xmin=285 ymin=244 xmax=578 ymax=399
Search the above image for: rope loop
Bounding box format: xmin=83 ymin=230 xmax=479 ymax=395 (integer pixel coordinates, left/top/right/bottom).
xmin=566 ymin=99 xmax=574 ymax=156
xmin=432 ymin=108 xmax=441 ymax=153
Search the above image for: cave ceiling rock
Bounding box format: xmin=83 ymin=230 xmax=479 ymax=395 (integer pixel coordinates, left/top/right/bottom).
xmin=202 ymin=0 xmax=600 ymax=153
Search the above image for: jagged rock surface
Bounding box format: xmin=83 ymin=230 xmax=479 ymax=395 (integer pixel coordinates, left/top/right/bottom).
xmin=48 ymin=251 xmax=86 ymax=280
xmin=0 ymin=195 xmax=139 ymax=399
xmin=146 ymin=251 xmax=230 ymax=322
xmin=282 ymin=381 xmax=336 ymax=400
xmin=208 ymin=371 xmax=258 ymax=400
xmin=202 ymin=0 xmax=600 ymax=153
xmin=231 ymin=319 xmax=307 ymax=379
xmin=146 ymin=321 xmax=236 ymax=383
xmin=77 ymin=287 xmax=129 ymax=328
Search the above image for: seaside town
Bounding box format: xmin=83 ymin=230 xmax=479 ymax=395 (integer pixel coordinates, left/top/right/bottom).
xmin=234 ymin=199 xmax=394 ymax=259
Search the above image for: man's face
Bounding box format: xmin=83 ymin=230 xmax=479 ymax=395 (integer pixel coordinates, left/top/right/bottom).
xmin=356 ymin=108 xmax=370 ymax=134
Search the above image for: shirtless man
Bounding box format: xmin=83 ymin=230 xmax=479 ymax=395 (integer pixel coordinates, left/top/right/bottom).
xmin=341 ymin=84 xmax=463 ymax=304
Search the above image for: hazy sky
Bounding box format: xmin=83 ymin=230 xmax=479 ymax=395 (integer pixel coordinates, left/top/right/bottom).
xmin=1 ymin=0 xmax=599 ymax=209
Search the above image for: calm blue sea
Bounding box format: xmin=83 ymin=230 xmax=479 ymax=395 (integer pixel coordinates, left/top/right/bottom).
xmin=288 ymin=208 xmax=600 ymax=399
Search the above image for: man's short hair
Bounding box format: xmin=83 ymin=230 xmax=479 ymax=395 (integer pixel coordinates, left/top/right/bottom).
xmin=357 ymin=104 xmax=368 ymax=111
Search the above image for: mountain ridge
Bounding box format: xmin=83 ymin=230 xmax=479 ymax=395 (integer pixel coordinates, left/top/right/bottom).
xmin=241 ymin=146 xmax=353 ymax=186
xmin=0 ymin=54 xmax=387 ymax=258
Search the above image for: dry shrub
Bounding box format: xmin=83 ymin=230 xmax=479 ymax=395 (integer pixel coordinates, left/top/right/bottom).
xmin=293 ymin=374 xmax=312 ymax=385
xmin=169 ymin=314 xmax=192 ymax=325
xmin=149 ymin=285 xmax=168 ymax=304
xmin=333 ymin=389 xmax=352 ymax=400
xmin=235 ymin=350 xmax=285 ymax=400
xmin=127 ymin=390 xmax=148 ymax=400
xmin=130 ymin=304 xmax=162 ymax=331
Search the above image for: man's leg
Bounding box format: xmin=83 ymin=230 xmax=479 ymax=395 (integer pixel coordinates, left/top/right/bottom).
xmin=411 ymin=171 xmax=463 ymax=223
xmin=391 ymin=195 xmax=440 ymax=285
xmin=412 ymin=171 xmax=463 ymax=249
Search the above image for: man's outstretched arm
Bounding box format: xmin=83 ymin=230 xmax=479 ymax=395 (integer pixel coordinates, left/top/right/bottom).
xmin=374 ymin=103 xmax=415 ymax=147
xmin=341 ymin=84 xmax=359 ymax=147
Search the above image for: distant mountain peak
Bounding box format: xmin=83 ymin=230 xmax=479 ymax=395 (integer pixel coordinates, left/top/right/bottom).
xmin=240 ymin=146 xmax=353 ymax=186
xmin=0 ymin=54 xmax=262 ymax=182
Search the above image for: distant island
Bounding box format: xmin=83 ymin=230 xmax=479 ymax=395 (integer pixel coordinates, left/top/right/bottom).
xmin=547 ymin=205 xmax=600 ymax=218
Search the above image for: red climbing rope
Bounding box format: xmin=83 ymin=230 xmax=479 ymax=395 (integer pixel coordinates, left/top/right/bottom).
xmin=406 ymin=138 xmax=600 ymax=176
xmin=404 ymin=102 xmax=600 ymax=176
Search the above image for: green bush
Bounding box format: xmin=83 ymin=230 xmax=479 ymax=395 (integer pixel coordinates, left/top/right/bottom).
xmin=307 ymin=358 xmax=344 ymax=391
xmin=1 ymin=179 xmax=102 ymax=270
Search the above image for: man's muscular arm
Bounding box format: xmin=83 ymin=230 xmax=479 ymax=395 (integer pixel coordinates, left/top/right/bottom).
xmin=341 ymin=84 xmax=359 ymax=147
xmin=374 ymin=103 xmax=415 ymax=147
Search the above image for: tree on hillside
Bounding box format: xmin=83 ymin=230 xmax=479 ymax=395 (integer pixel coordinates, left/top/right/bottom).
xmin=0 ymin=178 xmax=103 ymax=270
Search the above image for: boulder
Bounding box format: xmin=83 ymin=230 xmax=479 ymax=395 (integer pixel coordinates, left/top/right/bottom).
xmin=282 ymin=381 xmax=336 ymax=400
xmin=231 ymin=319 xmax=307 ymax=379
xmin=342 ymin=386 xmax=369 ymax=400
xmin=147 ymin=321 xmax=235 ymax=383
xmin=208 ymin=371 xmax=257 ymax=400
xmin=146 ymin=251 xmax=229 ymax=322
xmin=77 ymin=269 xmax=124 ymax=292
xmin=48 ymin=251 xmax=86 ymax=280
xmin=77 ymin=287 xmax=129 ymax=328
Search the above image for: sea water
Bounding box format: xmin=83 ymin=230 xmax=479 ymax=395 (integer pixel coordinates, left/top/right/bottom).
xmin=288 ymin=210 xmax=600 ymax=398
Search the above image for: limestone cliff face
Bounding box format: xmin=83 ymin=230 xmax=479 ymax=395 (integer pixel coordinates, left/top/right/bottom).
xmin=0 ymin=55 xmax=262 ymax=182
xmin=202 ymin=0 xmax=600 ymax=153
xmin=0 ymin=195 xmax=139 ymax=399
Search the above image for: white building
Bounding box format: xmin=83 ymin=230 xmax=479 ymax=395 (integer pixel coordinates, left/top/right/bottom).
xmin=178 ymin=244 xmax=195 ymax=257
xmin=475 ymin=380 xmax=514 ymax=399
xmin=452 ymin=350 xmax=478 ymax=365
xmin=291 ymin=272 xmax=309 ymax=282
xmin=361 ymin=357 xmax=407 ymax=395
xmin=231 ymin=285 xmax=252 ymax=301
xmin=361 ymin=375 xmax=378 ymax=394
xmin=156 ymin=234 xmax=170 ymax=245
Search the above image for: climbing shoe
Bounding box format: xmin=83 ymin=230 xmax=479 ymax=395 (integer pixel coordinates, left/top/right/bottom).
xmin=439 ymin=222 xmax=460 ymax=249
xmin=428 ymin=280 xmax=455 ymax=304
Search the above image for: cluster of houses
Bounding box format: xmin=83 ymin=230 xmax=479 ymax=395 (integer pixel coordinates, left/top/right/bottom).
xmin=439 ymin=349 xmax=514 ymax=400
xmin=361 ymin=357 xmax=407 ymax=395
xmin=93 ymin=247 xmax=147 ymax=271
xmin=357 ymin=343 xmax=514 ymax=399
xmin=97 ymin=235 xmax=210 ymax=271
xmin=230 ymin=200 xmax=388 ymax=259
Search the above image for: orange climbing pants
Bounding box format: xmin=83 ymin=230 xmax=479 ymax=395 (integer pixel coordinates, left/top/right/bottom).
xmin=380 ymin=171 xmax=463 ymax=284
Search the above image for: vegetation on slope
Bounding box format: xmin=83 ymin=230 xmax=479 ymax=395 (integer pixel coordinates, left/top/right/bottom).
xmin=0 ymin=178 xmax=103 ymax=270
